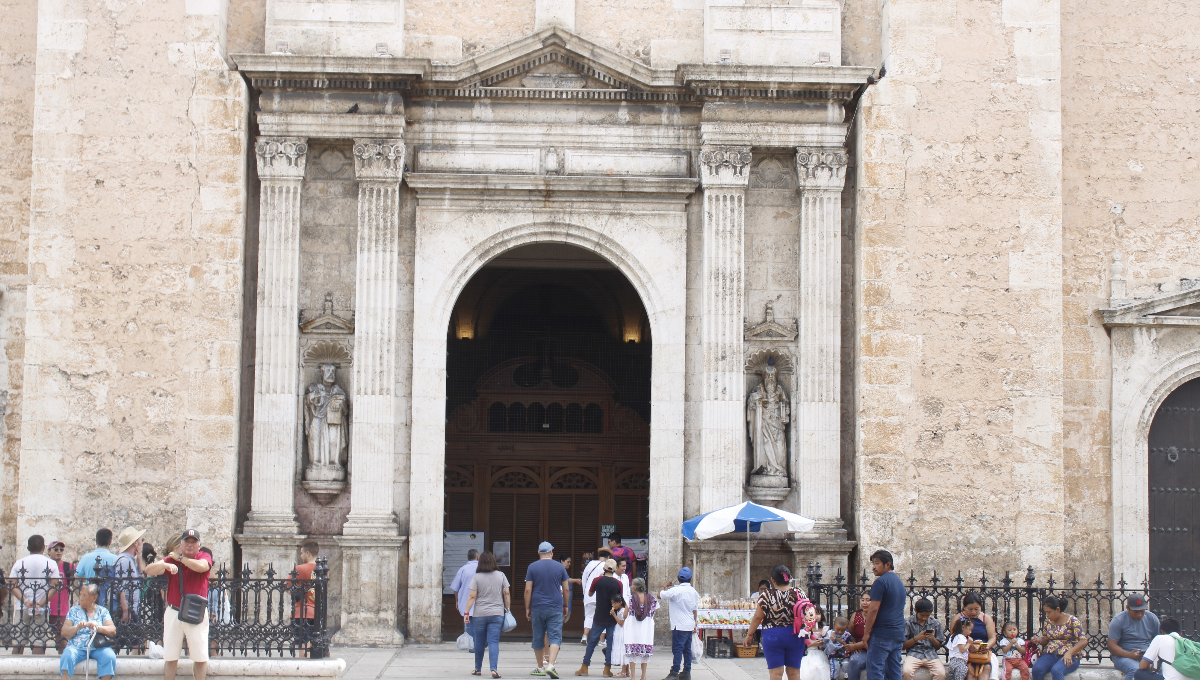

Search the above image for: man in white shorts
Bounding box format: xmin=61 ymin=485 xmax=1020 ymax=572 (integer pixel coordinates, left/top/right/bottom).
xmin=580 ymin=548 xmax=611 ymax=645
xmin=145 ymin=529 xmax=213 ymax=680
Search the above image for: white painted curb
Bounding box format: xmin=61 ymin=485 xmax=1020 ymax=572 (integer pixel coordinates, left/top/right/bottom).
xmin=0 ymin=657 xmax=346 ymax=678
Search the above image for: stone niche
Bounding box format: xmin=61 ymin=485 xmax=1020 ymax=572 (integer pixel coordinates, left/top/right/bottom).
xmin=705 ymin=0 xmax=842 ymax=66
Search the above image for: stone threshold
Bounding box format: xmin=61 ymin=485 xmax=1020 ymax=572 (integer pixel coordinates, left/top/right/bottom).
xmin=0 ymin=657 xmax=346 ymax=679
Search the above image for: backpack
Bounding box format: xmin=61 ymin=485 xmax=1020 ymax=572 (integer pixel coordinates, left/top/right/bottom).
xmin=1166 ymin=634 xmax=1200 ymax=680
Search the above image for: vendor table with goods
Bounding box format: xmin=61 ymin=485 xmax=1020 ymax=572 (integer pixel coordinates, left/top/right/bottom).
xmin=696 ymin=596 xmax=757 ymax=641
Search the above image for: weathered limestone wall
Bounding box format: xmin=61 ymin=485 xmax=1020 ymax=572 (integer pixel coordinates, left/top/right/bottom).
xmin=855 ymin=0 xmax=1064 ymax=573
xmin=19 ymin=0 xmax=248 ymax=563
xmin=1060 ymin=0 xmax=1200 ymax=579
xmin=0 ymin=0 xmax=37 ymax=573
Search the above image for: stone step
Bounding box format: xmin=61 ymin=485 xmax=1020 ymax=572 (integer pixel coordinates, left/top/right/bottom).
xmin=0 ymin=657 xmax=346 ymax=679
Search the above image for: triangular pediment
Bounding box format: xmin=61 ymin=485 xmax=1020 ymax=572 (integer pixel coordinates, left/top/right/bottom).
xmin=425 ymin=28 xmax=676 ymax=93
xmin=300 ymin=312 xmax=354 ymax=335
xmin=1102 ymin=286 xmax=1200 ymax=328
xmin=744 ymin=302 xmax=799 ymax=341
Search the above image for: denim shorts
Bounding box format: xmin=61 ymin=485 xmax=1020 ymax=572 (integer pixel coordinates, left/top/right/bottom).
xmin=761 ymin=627 xmax=805 ymax=669
xmin=531 ymin=608 xmax=563 ymax=649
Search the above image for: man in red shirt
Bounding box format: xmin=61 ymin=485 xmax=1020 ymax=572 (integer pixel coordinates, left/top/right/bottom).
xmin=144 ymin=529 xmax=213 ymax=680
xmin=290 ymin=540 xmax=320 ymax=657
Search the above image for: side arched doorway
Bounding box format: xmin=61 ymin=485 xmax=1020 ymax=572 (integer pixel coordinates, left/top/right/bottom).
xmin=441 ymin=244 xmax=651 ymax=640
xmin=1148 ymin=376 xmax=1200 ymax=593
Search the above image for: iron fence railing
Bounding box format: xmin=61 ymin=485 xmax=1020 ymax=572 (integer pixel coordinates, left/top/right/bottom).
xmin=805 ymin=564 xmax=1199 ymax=664
xmin=0 ymin=556 xmax=329 ymax=658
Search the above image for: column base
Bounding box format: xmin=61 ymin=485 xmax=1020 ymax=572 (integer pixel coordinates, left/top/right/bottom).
xmin=235 ymin=532 xmax=303 ymax=578
xmin=342 ymin=512 xmax=400 ymax=537
xmin=333 ymin=536 xmax=408 ymax=646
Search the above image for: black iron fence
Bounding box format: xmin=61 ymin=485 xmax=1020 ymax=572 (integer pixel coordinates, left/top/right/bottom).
xmin=0 ymin=557 xmax=330 ymax=659
xmin=805 ymin=564 xmax=1199 ymax=664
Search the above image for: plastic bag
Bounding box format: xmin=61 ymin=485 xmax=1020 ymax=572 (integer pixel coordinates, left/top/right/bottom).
xmin=693 ymin=633 xmax=705 ymax=660
xmin=146 ymin=641 xmax=165 ymax=659
xmin=502 ymin=610 xmax=517 ymax=633
xmin=457 ymin=632 xmax=473 ymax=651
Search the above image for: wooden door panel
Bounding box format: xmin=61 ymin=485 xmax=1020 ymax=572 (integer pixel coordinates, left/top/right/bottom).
xmin=1148 ymin=377 xmax=1200 ymax=595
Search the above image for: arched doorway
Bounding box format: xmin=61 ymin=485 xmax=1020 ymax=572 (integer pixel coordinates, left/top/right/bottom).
xmin=441 ymin=244 xmax=651 ymax=639
xmin=1148 ymin=376 xmax=1200 ymax=595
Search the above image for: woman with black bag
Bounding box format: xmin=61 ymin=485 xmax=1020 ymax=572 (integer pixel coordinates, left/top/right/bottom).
xmin=144 ymin=529 xmax=212 ymax=680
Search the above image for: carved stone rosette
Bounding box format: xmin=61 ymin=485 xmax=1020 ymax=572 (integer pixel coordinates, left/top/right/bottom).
xmin=255 ymin=137 xmax=308 ymax=179
xmin=352 ymin=139 xmax=405 ymax=182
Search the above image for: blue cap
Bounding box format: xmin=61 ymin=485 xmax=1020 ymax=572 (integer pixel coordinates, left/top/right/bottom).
xmin=538 ymin=541 xmax=554 ymax=553
xmin=678 ymin=567 xmax=693 ymax=581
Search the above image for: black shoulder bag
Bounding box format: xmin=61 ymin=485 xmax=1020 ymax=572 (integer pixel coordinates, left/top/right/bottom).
xmin=176 ymin=564 xmax=208 ymax=625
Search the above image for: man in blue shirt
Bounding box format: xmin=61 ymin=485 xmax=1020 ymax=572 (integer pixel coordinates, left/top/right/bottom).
xmin=864 ymin=549 xmax=907 ymax=680
xmin=525 ymin=542 xmax=570 ymax=679
xmin=450 ymin=549 xmax=480 ymax=653
xmin=1107 ymin=594 xmax=1161 ymax=680
xmin=75 ymin=528 xmax=117 ymax=607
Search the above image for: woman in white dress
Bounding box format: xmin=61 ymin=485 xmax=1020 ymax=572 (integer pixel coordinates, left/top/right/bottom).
xmin=622 ymin=578 xmax=657 ymax=680
xmin=610 ymin=558 xmax=633 ymax=677
xmin=798 ymin=603 xmax=830 ymax=680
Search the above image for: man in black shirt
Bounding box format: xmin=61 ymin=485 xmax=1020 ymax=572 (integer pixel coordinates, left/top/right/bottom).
xmin=577 ymin=560 xmax=623 ymax=676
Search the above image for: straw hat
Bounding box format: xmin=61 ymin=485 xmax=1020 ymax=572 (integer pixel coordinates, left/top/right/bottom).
xmin=116 ymin=526 xmax=146 ymax=553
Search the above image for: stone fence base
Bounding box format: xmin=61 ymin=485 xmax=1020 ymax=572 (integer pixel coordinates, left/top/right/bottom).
xmin=893 ymin=664 xmax=1123 ymax=680
xmin=0 ymin=657 xmax=346 ymax=679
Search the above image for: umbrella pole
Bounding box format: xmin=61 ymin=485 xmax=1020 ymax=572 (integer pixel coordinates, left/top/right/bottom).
xmin=746 ymin=531 xmax=751 ymax=596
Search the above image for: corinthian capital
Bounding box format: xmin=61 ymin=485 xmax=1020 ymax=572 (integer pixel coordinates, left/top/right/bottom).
xmin=353 ymin=139 xmax=406 ymax=182
xmin=796 ymin=147 xmax=848 ymax=192
xmin=699 ymin=146 xmax=752 ymax=188
xmin=255 ymin=137 xmax=308 ymax=180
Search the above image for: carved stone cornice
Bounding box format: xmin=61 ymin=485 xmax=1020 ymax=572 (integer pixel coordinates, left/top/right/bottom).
xmin=796 ymin=146 xmax=848 ymax=192
xmin=255 ymin=137 xmax=308 ymax=180
xmin=353 ymin=139 xmax=406 ymax=182
xmin=699 ymin=146 xmax=752 ymax=189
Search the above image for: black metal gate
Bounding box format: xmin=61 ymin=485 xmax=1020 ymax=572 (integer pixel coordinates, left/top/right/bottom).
xmin=1148 ymin=377 xmax=1200 ymax=596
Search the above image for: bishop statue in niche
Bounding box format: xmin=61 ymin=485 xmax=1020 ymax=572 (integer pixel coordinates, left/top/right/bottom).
xmin=305 ymin=363 xmax=348 ymax=482
xmin=747 ymin=356 xmax=790 ymax=479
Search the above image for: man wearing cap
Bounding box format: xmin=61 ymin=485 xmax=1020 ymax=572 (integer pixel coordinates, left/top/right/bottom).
xmin=1107 ymin=594 xmax=1161 ymax=680
xmin=144 ymin=529 xmax=213 ymax=680
xmin=525 ymin=541 xmax=570 ymax=679
xmin=579 ymin=559 xmax=623 ymax=677
xmin=658 ymin=568 xmax=700 ymax=680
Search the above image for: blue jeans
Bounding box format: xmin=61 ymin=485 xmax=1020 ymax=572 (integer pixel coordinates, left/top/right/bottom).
xmin=60 ymin=646 xmax=117 ymax=678
xmin=1112 ymin=656 xmax=1140 ymax=680
xmin=473 ymin=616 xmax=503 ymax=671
xmin=848 ymin=651 xmax=869 ymax=680
xmin=867 ymin=636 xmax=904 ymax=680
xmin=531 ymin=609 xmax=563 ymax=650
xmin=585 ymin=623 xmax=617 ymax=667
xmin=1030 ymin=653 xmax=1080 ymax=680
xmin=670 ymin=629 xmax=694 ymax=673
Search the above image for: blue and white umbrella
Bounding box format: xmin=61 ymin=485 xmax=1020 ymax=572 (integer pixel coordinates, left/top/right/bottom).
xmin=682 ymin=501 xmax=815 ymax=595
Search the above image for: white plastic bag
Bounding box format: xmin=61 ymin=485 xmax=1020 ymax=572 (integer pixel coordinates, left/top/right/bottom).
xmin=693 ymin=633 xmax=705 ymax=660
xmin=457 ymin=632 xmax=473 ymax=651
xmin=502 ymin=610 xmax=517 ymax=632
xmin=147 ymin=641 xmax=165 ymax=659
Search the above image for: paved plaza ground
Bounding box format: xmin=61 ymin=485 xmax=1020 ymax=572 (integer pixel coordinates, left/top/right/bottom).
xmin=333 ymin=642 xmax=764 ymax=680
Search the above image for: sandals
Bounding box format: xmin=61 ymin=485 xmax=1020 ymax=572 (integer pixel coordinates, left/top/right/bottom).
xmin=473 ymin=672 xmax=482 ymax=676
xmin=493 ymin=672 xmax=502 ymax=678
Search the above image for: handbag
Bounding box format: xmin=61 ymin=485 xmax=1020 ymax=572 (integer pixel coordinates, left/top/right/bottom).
xmin=502 ymin=609 xmax=517 ymax=633
xmin=176 ymin=565 xmax=208 ymax=625
xmin=91 ymin=630 xmax=118 ymax=649
xmin=968 ymin=640 xmax=992 ymax=665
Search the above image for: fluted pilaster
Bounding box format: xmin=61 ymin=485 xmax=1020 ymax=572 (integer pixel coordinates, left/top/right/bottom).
xmin=796 ymin=146 xmax=847 ymax=530
xmin=245 ymin=137 xmax=308 ymax=534
xmin=344 ymin=139 xmax=405 ymax=536
xmin=699 ymin=146 xmax=752 ymax=512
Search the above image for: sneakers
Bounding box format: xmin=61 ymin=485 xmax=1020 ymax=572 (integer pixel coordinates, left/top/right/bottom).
xmin=546 ymin=665 xmax=560 ymax=679
xmin=662 ymin=674 xmax=679 ymax=680
xmin=581 ymin=636 xmax=588 ymax=645
xmin=677 ymin=671 xmax=691 ymax=680
xmin=599 ymin=640 xmax=607 ymax=651
xmin=531 ymin=669 xmax=547 ymax=677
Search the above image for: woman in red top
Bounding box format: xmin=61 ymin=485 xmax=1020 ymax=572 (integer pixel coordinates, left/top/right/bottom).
xmin=845 ymin=592 xmax=871 ymax=680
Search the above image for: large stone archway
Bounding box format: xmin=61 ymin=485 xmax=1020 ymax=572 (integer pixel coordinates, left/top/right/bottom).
xmin=405 ymin=181 xmax=693 ymax=640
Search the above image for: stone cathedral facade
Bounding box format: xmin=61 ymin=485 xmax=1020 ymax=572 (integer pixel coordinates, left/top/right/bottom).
xmin=1 ymin=0 xmax=1198 ymax=644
